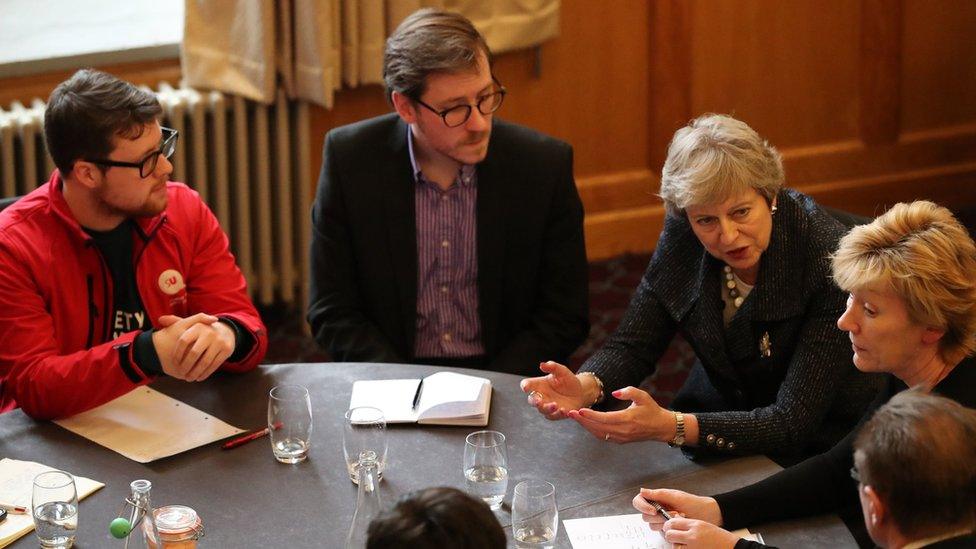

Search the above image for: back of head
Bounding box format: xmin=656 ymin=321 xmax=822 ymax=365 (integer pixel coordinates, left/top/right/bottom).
xmin=832 ymin=200 xmax=976 ymax=365
xmin=366 ymin=487 xmax=506 ymax=549
xmin=44 ymin=69 xmax=162 ymax=176
xmin=658 ymin=113 xmax=784 ymax=217
xmin=383 ymin=8 xmax=492 ymax=101
xmin=854 ymin=390 xmax=976 ymax=540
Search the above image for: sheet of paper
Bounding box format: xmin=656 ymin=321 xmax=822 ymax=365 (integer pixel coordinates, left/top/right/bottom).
xmin=564 ymin=513 xmax=762 ymax=549
xmin=349 ymin=379 xmax=422 ymax=423
xmin=54 ymin=387 xmax=245 ymax=463
xmin=0 ymin=458 xmax=104 ymax=548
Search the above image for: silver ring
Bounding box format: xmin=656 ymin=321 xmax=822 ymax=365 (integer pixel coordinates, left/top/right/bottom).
xmin=529 ymin=391 xmax=542 ymax=401
xmin=604 ymin=433 xmax=611 ymax=441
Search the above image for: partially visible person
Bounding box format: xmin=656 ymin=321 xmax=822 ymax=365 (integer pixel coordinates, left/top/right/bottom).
xmin=0 ymin=69 xmax=267 ymax=420
xmin=522 ymin=114 xmax=881 ymax=459
xmin=631 ymin=200 xmax=976 ymax=546
xmin=307 ymin=8 xmax=588 ymax=376
xmin=644 ymin=391 xmax=976 ymax=549
xmin=366 ymin=487 xmax=506 ymax=549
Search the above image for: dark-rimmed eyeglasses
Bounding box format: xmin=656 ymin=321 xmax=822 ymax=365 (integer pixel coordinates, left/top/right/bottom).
xmin=86 ymin=127 xmax=178 ymax=178
xmin=414 ymin=80 xmax=507 ymax=128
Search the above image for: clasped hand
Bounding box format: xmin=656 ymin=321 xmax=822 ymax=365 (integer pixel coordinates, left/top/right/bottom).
xmin=632 ymin=488 xmax=737 ymax=548
xmin=152 ymin=313 xmax=236 ymax=382
xmin=520 ymin=361 xmax=676 ymax=443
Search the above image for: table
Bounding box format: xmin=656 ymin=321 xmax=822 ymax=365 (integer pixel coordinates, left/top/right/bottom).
xmin=0 ymin=363 xmax=856 ymax=548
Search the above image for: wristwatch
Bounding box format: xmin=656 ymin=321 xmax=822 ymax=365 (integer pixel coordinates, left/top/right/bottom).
xmin=668 ymin=411 xmax=685 ymax=447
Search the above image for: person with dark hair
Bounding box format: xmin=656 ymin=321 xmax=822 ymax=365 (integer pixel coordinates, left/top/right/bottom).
xmin=367 ymin=487 xmax=506 ymax=549
xmin=307 ymin=8 xmax=588 ymax=376
xmin=0 ymin=69 xmax=267 ymax=420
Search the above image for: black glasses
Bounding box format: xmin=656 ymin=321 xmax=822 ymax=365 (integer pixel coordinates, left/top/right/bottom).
xmin=87 ymin=127 xmax=178 ymax=178
xmin=414 ymin=81 xmax=507 ymax=128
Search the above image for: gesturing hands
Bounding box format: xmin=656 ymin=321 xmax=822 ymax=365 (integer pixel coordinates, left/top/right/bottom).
xmin=520 ymin=361 xmax=592 ymax=420
xmin=152 ymin=313 xmax=237 ymax=382
xmin=567 ymin=386 xmax=676 ymax=444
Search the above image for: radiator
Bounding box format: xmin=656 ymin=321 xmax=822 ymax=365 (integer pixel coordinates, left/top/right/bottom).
xmin=0 ymin=87 xmax=312 ymax=309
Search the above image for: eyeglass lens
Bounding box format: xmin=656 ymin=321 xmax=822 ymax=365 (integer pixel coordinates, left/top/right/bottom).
xmin=443 ymin=91 xmax=505 ymax=127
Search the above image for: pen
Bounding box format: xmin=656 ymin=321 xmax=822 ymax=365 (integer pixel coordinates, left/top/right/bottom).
xmin=222 ymin=422 xmax=282 ymax=450
xmin=412 ymin=379 xmax=425 ymax=411
xmin=644 ymin=498 xmax=673 ymax=521
xmin=0 ymin=502 xmax=28 ymax=514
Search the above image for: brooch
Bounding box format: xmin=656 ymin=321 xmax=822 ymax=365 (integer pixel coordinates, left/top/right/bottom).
xmin=759 ymin=332 xmax=772 ymax=358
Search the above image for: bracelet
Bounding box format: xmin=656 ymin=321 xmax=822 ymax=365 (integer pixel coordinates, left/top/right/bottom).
xmin=577 ymin=371 xmax=605 ymax=406
xmin=668 ymin=411 xmax=686 ymax=447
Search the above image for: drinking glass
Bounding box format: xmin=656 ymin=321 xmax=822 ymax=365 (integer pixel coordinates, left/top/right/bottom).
xmin=512 ymin=480 xmax=558 ymax=549
xmin=342 ymin=406 xmax=387 ymax=484
xmin=463 ymin=430 xmax=508 ymax=510
xmin=31 ymin=470 xmax=78 ymax=549
xmin=268 ymin=384 xmax=313 ymax=464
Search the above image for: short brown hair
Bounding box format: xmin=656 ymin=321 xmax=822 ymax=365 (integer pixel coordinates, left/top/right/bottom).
xmin=854 ymin=390 xmax=976 ymax=539
xmin=383 ymin=8 xmax=492 ymax=101
xmin=366 ymin=487 xmax=505 ymax=549
xmin=832 ymin=201 xmax=976 ymax=364
xmin=44 ymin=69 xmax=162 ymax=174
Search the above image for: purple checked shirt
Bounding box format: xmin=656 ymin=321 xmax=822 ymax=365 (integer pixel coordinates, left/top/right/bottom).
xmin=408 ymin=129 xmax=485 ymax=358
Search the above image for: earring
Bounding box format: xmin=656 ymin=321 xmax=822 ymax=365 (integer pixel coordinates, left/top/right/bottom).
xmin=771 ymin=205 xmax=778 ymax=215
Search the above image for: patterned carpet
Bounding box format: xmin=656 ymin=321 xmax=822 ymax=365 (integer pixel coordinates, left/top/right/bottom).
xmin=260 ymin=252 xmax=697 ymax=407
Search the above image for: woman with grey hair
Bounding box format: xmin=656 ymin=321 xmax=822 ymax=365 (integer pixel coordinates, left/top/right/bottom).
xmin=522 ymin=114 xmax=881 ymax=459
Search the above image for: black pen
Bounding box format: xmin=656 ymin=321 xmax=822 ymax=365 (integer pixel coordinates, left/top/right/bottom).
xmin=645 ymin=498 xmax=673 ymax=520
xmin=411 ymin=378 xmax=425 ymax=410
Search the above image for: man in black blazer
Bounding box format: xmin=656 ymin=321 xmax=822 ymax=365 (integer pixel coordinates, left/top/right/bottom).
xmin=307 ymin=8 xmax=588 ymax=376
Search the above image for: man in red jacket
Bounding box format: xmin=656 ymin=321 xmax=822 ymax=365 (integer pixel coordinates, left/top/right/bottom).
xmin=0 ymin=69 xmax=267 ymax=420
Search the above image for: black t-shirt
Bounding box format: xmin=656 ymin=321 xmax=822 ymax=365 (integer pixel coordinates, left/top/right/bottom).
xmin=86 ymin=221 xmax=151 ymax=339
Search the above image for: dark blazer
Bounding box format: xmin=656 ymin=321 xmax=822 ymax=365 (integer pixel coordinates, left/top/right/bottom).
xmin=307 ymin=113 xmax=589 ymax=376
xmin=582 ymin=189 xmax=883 ymax=457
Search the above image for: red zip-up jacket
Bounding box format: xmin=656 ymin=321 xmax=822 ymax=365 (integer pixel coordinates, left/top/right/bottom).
xmin=0 ymin=172 xmax=268 ymax=419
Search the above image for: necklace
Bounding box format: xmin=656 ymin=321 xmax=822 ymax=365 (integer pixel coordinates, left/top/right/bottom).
xmin=723 ymin=265 xmax=745 ymax=308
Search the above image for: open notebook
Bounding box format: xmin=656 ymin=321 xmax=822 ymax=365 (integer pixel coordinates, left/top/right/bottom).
xmin=0 ymin=459 xmax=103 ymax=548
xmin=349 ymin=371 xmax=492 ymax=426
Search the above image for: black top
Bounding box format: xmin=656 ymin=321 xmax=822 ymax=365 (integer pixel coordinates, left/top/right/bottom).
xmin=716 ymin=355 xmax=976 ymax=530
xmin=581 ymin=189 xmax=883 ymax=457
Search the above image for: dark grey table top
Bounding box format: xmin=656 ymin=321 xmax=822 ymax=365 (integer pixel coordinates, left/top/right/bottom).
xmin=0 ymin=363 xmax=856 ymax=548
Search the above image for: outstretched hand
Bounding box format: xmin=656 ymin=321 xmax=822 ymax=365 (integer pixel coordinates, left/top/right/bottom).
xmin=567 ymin=386 xmax=675 ymax=443
xmin=520 ymin=361 xmax=589 ymax=420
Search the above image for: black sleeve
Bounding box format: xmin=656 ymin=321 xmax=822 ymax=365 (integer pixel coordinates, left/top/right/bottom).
xmin=307 ymin=132 xmax=402 ymax=363
xmin=218 ymin=317 xmax=255 ymax=362
xmin=735 ymin=540 xmax=776 ymax=549
xmin=486 ymin=143 xmax=589 ymax=376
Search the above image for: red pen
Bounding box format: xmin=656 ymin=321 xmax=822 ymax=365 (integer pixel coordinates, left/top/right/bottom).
xmin=222 ymin=422 xmax=283 ymax=450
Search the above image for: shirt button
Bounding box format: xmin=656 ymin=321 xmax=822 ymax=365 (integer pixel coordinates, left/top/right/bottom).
xmin=440 ymin=285 xmax=449 ymax=293
xmin=706 ymin=434 xmax=716 ymax=445
xmin=442 ymin=333 xmax=452 ymax=342
xmin=441 ymin=240 xmax=450 ymax=248
xmin=441 ymin=194 xmax=448 ymax=201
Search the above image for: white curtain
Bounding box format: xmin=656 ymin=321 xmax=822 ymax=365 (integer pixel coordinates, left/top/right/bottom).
xmin=182 ymin=0 xmax=561 ymax=108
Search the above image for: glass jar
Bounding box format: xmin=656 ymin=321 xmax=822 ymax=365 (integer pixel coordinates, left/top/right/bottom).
xmin=143 ymin=505 xmax=204 ymax=549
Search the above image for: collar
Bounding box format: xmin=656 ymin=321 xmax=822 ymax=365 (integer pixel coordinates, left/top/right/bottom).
xmin=405 ymin=125 xmax=476 ymax=188
xmin=46 ymin=170 xmax=167 ymax=242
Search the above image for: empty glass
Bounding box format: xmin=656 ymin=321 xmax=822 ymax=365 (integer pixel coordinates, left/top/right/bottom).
xmin=342 ymin=407 xmax=387 ymax=484
xmin=512 ymin=480 xmax=558 ymax=548
xmin=463 ymin=430 xmax=508 ymax=510
xmin=268 ymin=384 xmax=313 ymax=464
xmin=31 ymin=470 xmax=78 ymax=549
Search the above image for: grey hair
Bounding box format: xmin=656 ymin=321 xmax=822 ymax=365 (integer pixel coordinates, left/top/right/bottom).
xmin=659 ymin=114 xmax=784 ymax=217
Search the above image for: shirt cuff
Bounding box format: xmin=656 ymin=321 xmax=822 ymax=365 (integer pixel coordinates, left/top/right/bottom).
xmin=218 ymin=317 xmax=256 ymax=362
xmin=134 ymin=330 xmax=164 ymax=376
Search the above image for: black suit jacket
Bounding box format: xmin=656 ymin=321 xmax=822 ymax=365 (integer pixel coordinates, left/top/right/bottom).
xmin=307 ymin=113 xmax=588 ymax=375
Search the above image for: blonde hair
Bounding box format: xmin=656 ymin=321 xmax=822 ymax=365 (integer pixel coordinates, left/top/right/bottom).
xmin=659 ymin=114 xmax=784 ymax=217
xmin=832 ymin=201 xmax=976 ymax=364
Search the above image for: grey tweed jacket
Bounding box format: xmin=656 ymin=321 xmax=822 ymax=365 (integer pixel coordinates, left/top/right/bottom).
xmin=581 ymin=189 xmax=883 ymax=458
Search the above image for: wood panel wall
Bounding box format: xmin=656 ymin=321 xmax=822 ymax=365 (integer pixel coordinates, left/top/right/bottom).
xmin=3 ymin=0 xmax=974 ymax=260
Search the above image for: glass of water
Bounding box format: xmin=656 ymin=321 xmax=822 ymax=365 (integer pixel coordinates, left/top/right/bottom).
xmin=268 ymin=384 xmax=313 ymax=464
xmin=31 ymin=470 xmax=78 ymax=549
xmin=512 ymin=479 xmax=558 ymax=548
xmin=343 ymin=406 xmax=387 ymax=484
xmin=463 ymin=430 xmax=508 ymax=510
